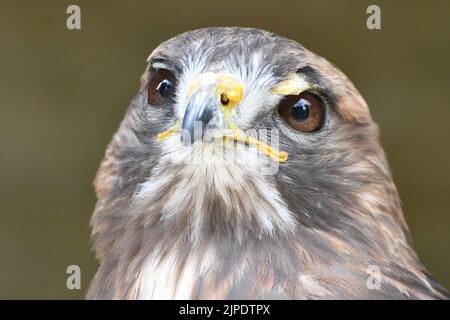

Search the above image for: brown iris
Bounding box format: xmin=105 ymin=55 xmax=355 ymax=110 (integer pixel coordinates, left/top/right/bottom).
xmin=147 ymin=69 xmax=176 ymax=106
xmin=278 ymin=92 xmax=325 ymax=132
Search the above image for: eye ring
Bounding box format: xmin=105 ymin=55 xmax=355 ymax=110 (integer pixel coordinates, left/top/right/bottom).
xmin=147 ymin=69 xmax=177 ymax=106
xmin=278 ymin=91 xmax=325 ymax=133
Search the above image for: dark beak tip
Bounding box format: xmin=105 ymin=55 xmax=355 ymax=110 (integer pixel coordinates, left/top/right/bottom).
xmin=181 ymin=93 xmax=216 ymax=145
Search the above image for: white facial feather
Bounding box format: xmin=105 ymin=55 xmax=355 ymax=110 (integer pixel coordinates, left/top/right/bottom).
xmin=134 ymin=50 xmax=297 ymax=299
xmin=136 ymin=55 xmax=295 ymax=236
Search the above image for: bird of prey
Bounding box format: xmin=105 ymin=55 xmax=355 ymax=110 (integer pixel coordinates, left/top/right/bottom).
xmin=87 ymin=27 xmax=448 ymax=299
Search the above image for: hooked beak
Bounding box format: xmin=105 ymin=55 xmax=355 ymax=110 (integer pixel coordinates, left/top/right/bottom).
xmin=155 ymin=72 xmax=289 ymax=163
xmin=181 ymin=73 xmax=243 ymax=145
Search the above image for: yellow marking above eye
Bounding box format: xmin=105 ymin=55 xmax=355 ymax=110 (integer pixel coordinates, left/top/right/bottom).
xmin=272 ymin=73 xmax=311 ymax=96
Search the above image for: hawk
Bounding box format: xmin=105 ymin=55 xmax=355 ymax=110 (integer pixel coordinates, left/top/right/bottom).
xmin=87 ymin=27 xmax=448 ymax=299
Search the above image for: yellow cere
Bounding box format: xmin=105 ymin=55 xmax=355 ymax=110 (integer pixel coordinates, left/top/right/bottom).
xmin=215 ymin=74 xmax=244 ymax=108
xmin=188 ymin=73 xmax=244 ymax=105
xmin=272 ymin=73 xmax=311 ymax=95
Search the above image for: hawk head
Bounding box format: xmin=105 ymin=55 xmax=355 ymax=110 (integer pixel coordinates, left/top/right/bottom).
xmin=88 ymin=27 xmax=448 ymax=299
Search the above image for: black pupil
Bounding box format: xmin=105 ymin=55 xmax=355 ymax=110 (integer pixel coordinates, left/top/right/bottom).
xmin=157 ymin=79 xmax=173 ymax=98
xmin=291 ymin=98 xmax=310 ymax=121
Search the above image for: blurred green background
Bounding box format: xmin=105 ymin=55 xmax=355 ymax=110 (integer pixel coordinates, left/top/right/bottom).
xmin=0 ymin=0 xmax=448 ymax=299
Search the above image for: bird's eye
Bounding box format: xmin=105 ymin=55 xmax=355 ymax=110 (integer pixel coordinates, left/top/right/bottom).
xmin=278 ymin=92 xmax=325 ymax=132
xmin=147 ymin=69 xmax=176 ymax=106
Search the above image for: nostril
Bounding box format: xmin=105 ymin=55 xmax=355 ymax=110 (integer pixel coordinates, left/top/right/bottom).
xmin=220 ymin=93 xmax=230 ymax=106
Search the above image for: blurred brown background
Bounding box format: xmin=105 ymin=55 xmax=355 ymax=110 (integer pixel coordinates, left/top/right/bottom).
xmin=0 ymin=0 xmax=448 ymax=299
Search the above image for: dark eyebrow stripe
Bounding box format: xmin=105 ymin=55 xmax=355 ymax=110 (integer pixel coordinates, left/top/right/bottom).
xmin=148 ymin=57 xmax=181 ymax=73
xmin=297 ymin=65 xmax=322 ymax=84
xmin=297 ymin=65 xmax=339 ymax=109
xmin=149 ymin=57 xmax=168 ymax=65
